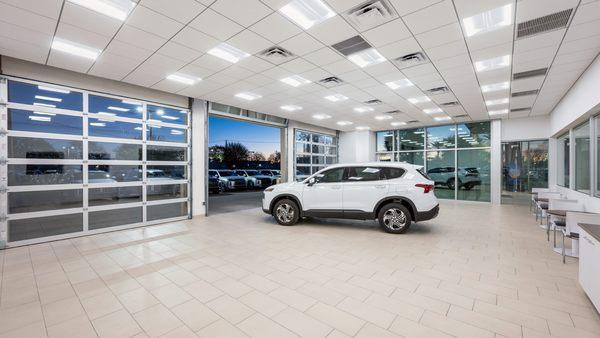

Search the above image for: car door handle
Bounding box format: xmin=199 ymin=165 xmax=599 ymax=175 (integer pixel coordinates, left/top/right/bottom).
xmin=375 ymin=185 xmax=386 ymax=189
xmin=331 ymin=186 xmax=341 ymax=190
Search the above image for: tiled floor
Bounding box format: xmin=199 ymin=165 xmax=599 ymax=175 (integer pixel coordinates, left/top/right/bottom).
xmin=1 ymin=201 xmax=599 ymax=337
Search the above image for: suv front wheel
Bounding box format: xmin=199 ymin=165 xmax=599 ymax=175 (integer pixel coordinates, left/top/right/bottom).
xmin=378 ymin=203 xmax=412 ymax=234
xmin=273 ymin=199 xmax=300 ymax=226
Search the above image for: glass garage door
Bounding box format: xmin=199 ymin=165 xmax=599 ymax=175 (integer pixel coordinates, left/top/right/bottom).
xmin=0 ymin=77 xmax=191 ymax=246
xmin=294 ymin=130 xmax=338 ymax=181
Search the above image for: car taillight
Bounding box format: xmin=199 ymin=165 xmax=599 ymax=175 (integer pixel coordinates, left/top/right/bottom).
xmin=415 ymin=183 xmax=434 ymax=193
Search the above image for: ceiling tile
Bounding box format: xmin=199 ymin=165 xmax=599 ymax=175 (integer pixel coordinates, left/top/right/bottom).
xmin=103 ymin=40 xmax=153 ymax=61
xmin=308 ymin=15 xmax=357 ymax=45
xmin=302 ymin=47 xmax=344 ymax=66
xmin=171 ymin=27 xmax=219 ymax=53
xmin=0 ymin=21 xmax=52 ymax=49
xmin=115 ymin=25 xmax=167 ymax=51
xmin=60 ymin=2 xmax=122 ymax=38
xmin=227 ymin=29 xmax=273 ymax=54
xmin=55 ymin=22 xmax=112 ymax=50
xmin=127 ymin=5 xmax=184 ymax=39
xmin=0 ymin=0 xmax=62 ymax=19
xmin=280 ymin=33 xmax=324 ymax=56
xmin=378 ymin=37 xmax=421 ymax=60
xmin=249 ymin=12 xmax=302 ymax=44
xmin=141 ymin=0 xmax=206 ymax=24
xmin=362 ymin=19 xmax=411 ymax=48
xmin=415 ymin=22 xmax=463 ymax=49
xmin=157 ymin=41 xmax=203 ymax=63
xmin=0 ymin=2 xmax=57 ymax=35
xmin=402 ymin=0 xmax=457 ymax=35
xmin=389 ymin=0 xmax=444 ymax=16
xmin=188 ymin=8 xmax=244 ymax=41
xmin=0 ymin=35 xmax=49 ymax=64
xmin=211 ymin=0 xmax=272 ymax=27
xmin=47 ymin=50 xmax=95 ymax=73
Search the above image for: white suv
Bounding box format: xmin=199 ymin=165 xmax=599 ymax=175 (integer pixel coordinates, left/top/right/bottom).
xmin=262 ymin=162 xmax=439 ymax=234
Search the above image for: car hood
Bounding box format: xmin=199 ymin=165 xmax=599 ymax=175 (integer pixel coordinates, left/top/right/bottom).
xmin=270 ymin=181 xmax=301 ymax=190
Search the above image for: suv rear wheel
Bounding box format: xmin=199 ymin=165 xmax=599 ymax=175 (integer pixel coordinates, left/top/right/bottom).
xmin=273 ymin=199 xmax=300 ymax=226
xmin=378 ymin=203 xmax=411 ymax=234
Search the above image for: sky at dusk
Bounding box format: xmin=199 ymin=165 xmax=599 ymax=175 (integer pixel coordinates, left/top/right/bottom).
xmin=209 ymin=116 xmax=281 ymax=156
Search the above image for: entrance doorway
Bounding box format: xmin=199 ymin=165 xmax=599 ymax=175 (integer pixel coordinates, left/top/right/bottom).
xmin=501 ymin=140 xmax=548 ymax=204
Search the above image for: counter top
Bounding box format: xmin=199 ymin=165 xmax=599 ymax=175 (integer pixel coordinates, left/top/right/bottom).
xmin=579 ymin=223 xmax=600 ymax=242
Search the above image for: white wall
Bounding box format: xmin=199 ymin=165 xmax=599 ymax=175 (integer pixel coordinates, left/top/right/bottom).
xmin=339 ymin=130 xmax=376 ymax=163
xmin=501 ymin=116 xmax=551 ymax=141
xmin=191 ymin=99 xmax=207 ymax=217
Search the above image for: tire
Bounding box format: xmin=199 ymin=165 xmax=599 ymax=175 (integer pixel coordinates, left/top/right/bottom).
xmin=446 ymin=178 xmax=455 ymax=190
xmin=273 ymin=199 xmax=300 ymax=226
xmin=378 ymin=203 xmax=412 ymax=234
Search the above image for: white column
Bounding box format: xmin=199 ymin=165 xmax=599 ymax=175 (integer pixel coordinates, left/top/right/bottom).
xmin=191 ymin=99 xmax=207 ymax=217
xmin=490 ymin=119 xmax=502 ymax=204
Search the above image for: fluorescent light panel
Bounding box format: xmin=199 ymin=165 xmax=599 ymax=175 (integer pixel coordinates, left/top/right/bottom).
xmin=33 ymin=102 xmax=56 ymax=108
xmin=336 ymin=121 xmax=353 ymax=126
xmin=475 ymin=55 xmax=510 ymax=72
xmin=34 ymin=95 xmax=62 ymax=102
xmin=29 ymin=116 xmax=51 ymax=122
xmin=423 ymin=108 xmax=443 ymax=114
xmin=407 ymin=96 xmax=431 ymax=104
xmin=235 ymin=92 xmax=262 ymax=101
xmin=375 ymin=115 xmax=392 ymax=120
xmin=324 ymin=94 xmax=348 ymax=102
xmin=107 ymin=106 xmax=129 ymax=112
xmin=391 ymin=121 xmax=407 ymax=126
xmin=463 ymin=4 xmax=513 ymax=37
xmin=481 ymin=81 xmax=509 ymax=93
xmin=486 ymin=98 xmax=509 ymax=106
xmin=356 ymin=126 xmax=370 ymax=130
xmin=279 ymin=0 xmax=335 ymax=30
xmin=434 ymin=116 xmax=451 ymax=121
xmin=312 ymin=114 xmax=331 ymax=120
xmin=51 ymin=38 xmax=100 ymax=60
xmin=280 ymin=75 xmax=311 ymax=87
xmin=166 ymin=73 xmax=200 ymax=85
xmin=385 ymin=79 xmax=414 ymax=90
xmin=68 ymin=0 xmax=135 ymax=21
xmin=354 ymin=107 xmax=374 ymax=113
xmin=207 ymin=43 xmax=249 ymax=63
xmin=281 ymin=105 xmax=302 ymax=111
xmin=489 ymin=109 xmax=509 ymax=115
xmin=38 ymin=85 xmax=70 ymax=94
xmin=347 ymin=48 xmax=386 ymax=68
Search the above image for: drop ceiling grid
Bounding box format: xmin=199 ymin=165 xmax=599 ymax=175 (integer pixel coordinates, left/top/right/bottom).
xmin=0 ymin=0 xmax=599 ymax=131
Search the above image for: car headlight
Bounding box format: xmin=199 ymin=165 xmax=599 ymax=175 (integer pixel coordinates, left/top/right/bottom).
xmin=264 ymin=187 xmax=275 ymax=192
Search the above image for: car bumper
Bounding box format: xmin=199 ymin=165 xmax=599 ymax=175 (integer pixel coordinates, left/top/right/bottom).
xmin=415 ymin=204 xmax=439 ymax=222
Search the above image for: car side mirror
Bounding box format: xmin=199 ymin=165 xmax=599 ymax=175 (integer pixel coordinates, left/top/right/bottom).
xmin=307 ymin=177 xmax=317 ymax=186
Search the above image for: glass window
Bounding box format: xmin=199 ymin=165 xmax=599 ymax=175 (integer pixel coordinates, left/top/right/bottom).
xmin=456 ymin=122 xmax=491 ymax=148
xmin=147 ymin=125 xmax=186 ymax=143
xmin=8 ymin=164 xmax=82 ymax=186
xmin=147 ymin=184 xmax=187 ymax=200
xmin=8 ymin=109 xmax=83 ymax=135
xmin=294 ymin=130 xmax=338 ymax=181
xmin=296 ymin=143 xmax=311 ymax=154
xmin=501 ymin=141 xmax=548 ymax=205
xmin=89 ymin=207 xmax=143 ymax=230
xmin=346 ymin=167 xmax=382 ymax=181
xmin=557 ymin=133 xmax=570 ymax=187
xmin=457 ymin=149 xmax=491 ymax=202
xmin=147 ymin=202 xmax=188 ymax=221
xmin=8 ymin=80 xmax=83 ymax=111
xmin=597 ymin=118 xmax=600 ymax=197
xmin=88 ymin=165 xmax=142 ymax=183
xmin=147 ymin=105 xmax=188 ymax=125
xmin=396 ymin=152 xmax=424 ymax=166
xmin=89 ymin=186 xmax=142 ymax=206
xmin=426 ymin=151 xmax=456 ymax=199
xmin=89 ymin=118 xmax=142 ymax=140
xmin=296 ymin=131 xmax=310 ymax=142
xmin=147 ymin=145 xmax=187 ymax=161
xmin=297 ymin=155 xmax=310 ymax=164
xmin=8 ymin=189 xmax=83 ymax=214
xmin=297 ymin=166 xmax=311 ymax=176
xmin=89 ymin=95 xmax=144 ymax=119
xmin=9 ymin=213 xmax=83 ymax=242
xmin=397 ymin=128 xmax=425 ymax=150
xmin=382 ymin=167 xmax=405 ymax=179
xmin=147 ymin=166 xmax=187 ymax=180
xmin=574 ymin=122 xmax=590 ymax=193
xmin=377 ymin=131 xmax=394 ymax=152
xmin=8 ymin=137 xmax=83 ymax=159
xmin=88 ymin=142 xmax=142 ymax=160
xmin=315 ymin=167 xmax=344 ymax=183
xmin=427 ymin=125 xmax=455 ymax=149
xmin=377 ymin=153 xmax=392 ymax=162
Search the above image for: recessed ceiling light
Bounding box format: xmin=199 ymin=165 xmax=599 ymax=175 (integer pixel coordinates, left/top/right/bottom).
xmin=207 ymin=43 xmax=249 ymax=63
xmin=391 ymin=121 xmax=407 ymax=127
xmin=34 ymin=95 xmax=62 ymax=102
xmin=312 ymin=114 xmax=332 ymax=120
xmin=29 ymin=115 xmax=52 ymax=122
xmin=107 ymin=106 xmax=129 ymax=112
xmin=481 ymin=81 xmax=509 ymax=93
xmin=97 ymin=112 xmax=116 ymax=117
xmin=281 ymin=105 xmax=302 ymax=112
xmin=324 ymin=94 xmax=348 ymax=102
xmin=486 ymin=98 xmax=509 ymax=106
xmin=235 ymin=92 xmax=262 ymax=101
xmin=33 ymin=102 xmax=56 ymax=108
xmin=463 ymin=4 xmax=513 ymax=37
xmin=475 ymin=55 xmax=510 ymax=72
xmin=385 ymin=79 xmax=414 ymax=90
xmin=51 ymin=38 xmax=100 ymax=60
xmin=434 ymin=116 xmax=451 ymax=121
xmin=280 ymin=75 xmax=311 ymax=87
xmin=407 ymin=96 xmax=431 ymax=104
xmin=423 ymin=108 xmax=443 ymax=114
xmin=354 ymin=107 xmax=374 ymax=113
xmin=279 ymin=0 xmax=335 ymax=30
xmin=355 ymin=126 xmax=370 ymax=131
xmin=375 ymin=115 xmax=392 ymax=120
xmin=33 ymin=111 xmax=56 ymax=116
xmin=337 ymin=121 xmax=353 ymax=126
xmin=90 ymin=122 xmax=106 ymax=127
xmin=489 ymin=109 xmax=509 ymax=115
xmin=166 ymin=73 xmax=201 ymax=85
xmin=347 ymin=48 xmax=386 ymax=68
xmin=67 ymin=0 xmax=135 ymax=21
xmin=38 ymin=85 xmax=70 ymax=94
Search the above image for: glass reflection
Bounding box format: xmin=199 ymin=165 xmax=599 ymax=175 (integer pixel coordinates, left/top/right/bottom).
xmin=396 ymin=152 xmax=424 ymax=165
xmin=396 ymin=128 xmax=425 ymax=151
xmin=89 ymin=95 xmax=143 ymax=119
xmin=89 ymin=142 xmax=142 ymax=161
xmin=146 ymin=125 xmax=186 ymax=143
xmin=457 ymin=149 xmax=491 ymax=202
xmin=8 ymin=137 xmax=83 ymax=159
xmin=8 ymin=164 xmax=82 ymax=186
xmin=557 ymin=133 xmax=570 ymax=187
xmin=147 ymin=105 xmax=188 ymax=125
xmin=147 ymin=184 xmax=187 ymax=200
xmin=89 ymin=186 xmax=142 ymax=206
xmin=376 ymin=131 xmax=394 ymax=152
xmin=426 ymin=151 xmax=455 ymax=199
xmin=427 ymin=125 xmax=455 ymax=149
xmin=88 ymin=165 xmax=142 ymax=183
xmin=456 ymin=122 xmax=491 ymax=148
xmin=147 ymin=166 xmax=186 ymax=180
xmin=147 ymin=202 xmax=188 ymax=221
xmin=88 ymin=118 xmax=142 ymax=140
xmin=8 ymin=80 xmax=83 ymax=111
xmin=501 ymin=141 xmax=548 ymax=204
xmin=9 ymin=213 xmax=83 ymax=242
xmin=574 ymin=122 xmax=590 ymax=193
xmin=9 ymin=189 xmax=83 ymax=213
xmin=89 ymin=207 xmax=143 ymax=230
xmin=8 ymin=109 xmax=83 ymax=135
xmin=146 ymin=145 xmax=187 ymax=161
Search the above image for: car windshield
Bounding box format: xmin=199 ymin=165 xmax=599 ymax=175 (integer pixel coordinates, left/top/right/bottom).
xmin=245 ymin=170 xmax=259 ymax=176
xmin=219 ymin=170 xmax=236 ymax=176
xmin=208 ymin=171 xmax=218 ymax=178
xmin=89 ymin=171 xmax=112 ymax=180
xmin=147 ymin=170 xmax=166 ymax=178
xmin=235 ymin=171 xmax=246 ymax=176
xmin=260 ymin=170 xmax=273 ymax=176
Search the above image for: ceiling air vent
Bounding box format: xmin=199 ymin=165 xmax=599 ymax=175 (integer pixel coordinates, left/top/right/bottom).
xmin=343 ymin=0 xmax=398 ymax=31
xmin=394 ymin=51 xmax=428 ymax=69
xmin=425 ymin=86 xmax=449 ymax=95
xmin=319 ymin=76 xmax=344 ymax=87
xmin=454 ymin=114 xmax=468 ymax=118
xmin=257 ymin=46 xmax=295 ymax=65
xmin=364 ymin=99 xmax=382 ymax=105
xmin=517 ymin=8 xmax=574 ymax=39
xmin=440 ymin=101 xmax=459 ymax=107
xmin=512 ymin=89 xmax=539 ymax=97
xmin=384 ymin=110 xmax=400 ymax=114
xmin=406 ymin=120 xmax=419 ymax=124
xmin=510 ymin=107 xmax=532 ymax=113
xmin=331 ymin=35 xmax=372 ymax=56
xmin=513 ymin=68 xmax=548 ymax=80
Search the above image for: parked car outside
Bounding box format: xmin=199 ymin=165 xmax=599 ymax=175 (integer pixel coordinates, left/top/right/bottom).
xmin=214 ymin=169 xmax=248 ymax=190
xmin=426 ymin=166 xmax=481 ymax=190
xmin=208 ymin=171 xmax=224 ymax=194
xmin=236 ymin=170 xmax=275 ymax=188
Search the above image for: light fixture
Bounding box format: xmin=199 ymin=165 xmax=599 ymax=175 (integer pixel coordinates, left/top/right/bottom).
xmin=279 ymin=0 xmax=335 ymax=30
xmin=90 ymin=122 xmax=106 ymax=127
xmin=134 ymin=126 xmax=143 ymax=131
xmin=162 ymin=115 xmax=179 ymax=120
xmin=324 ymin=94 xmax=348 ymax=102
xmin=486 ymin=98 xmax=509 ymax=106
xmin=407 ymin=96 xmax=431 ymax=104
xmin=354 ymin=107 xmax=374 ymax=113
xmin=391 ymin=121 xmax=407 ymax=127
xmin=375 ymin=115 xmax=392 ymax=120
xmin=68 ymin=0 xmax=135 ymax=21
xmin=347 ymin=48 xmax=386 ymax=68
xmin=489 ymin=109 xmax=509 ymax=115
xmin=356 ymin=126 xmax=370 ymax=131
xmin=475 ymin=55 xmax=510 ymax=72
xmin=38 ymin=85 xmax=70 ymax=94
xmin=337 ymin=121 xmax=353 ymax=126
xmin=33 ymin=102 xmax=56 ymax=108
xmin=107 ymin=106 xmax=129 ymax=112
xmin=235 ymin=92 xmax=262 ymax=101
xmin=97 ymin=112 xmax=116 ymax=117
xmin=463 ymin=4 xmax=513 ymax=37
xmin=51 ymin=38 xmax=100 ymax=60
xmin=423 ymin=108 xmax=443 ymax=114
xmin=434 ymin=116 xmax=451 ymax=121
xmin=34 ymin=95 xmax=62 ymax=102
xmin=29 ymin=116 xmax=52 ymax=122
xmin=166 ymin=73 xmax=201 ymax=85
xmin=170 ymin=129 xmax=184 ymax=135
xmin=385 ymin=79 xmax=414 ymax=90
xmin=281 ymin=105 xmax=302 ymax=112
xmin=122 ymin=99 xmax=142 ymax=105
xmin=33 ymin=111 xmax=56 ymax=116
xmin=280 ymin=75 xmax=311 ymax=87
xmin=312 ymin=114 xmax=332 ymax=120
xmin=207 ymin=43 xmax=250 ymax=63
xmin=481 ymin=81 xmax=509 ymax=93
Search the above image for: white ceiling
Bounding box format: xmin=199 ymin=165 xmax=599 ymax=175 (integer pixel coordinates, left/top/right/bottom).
xmin=0 ymin=0 xmax=599 ymax=131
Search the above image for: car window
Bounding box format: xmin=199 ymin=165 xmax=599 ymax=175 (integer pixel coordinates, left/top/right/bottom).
xmin=315 ymin=167 xmax=345 ymax=183
xmin=209 ymin=171 xmax=218 ymax=178
xmin=346 ymin=167 xmax=382 ymax=181
xmin=235 ymin=171 xmax=246 ymax=176
xmin=260 ymin=170 xmax=272 ymax=176
xmin=382 ymin=167 xmax=405 ymax=180
xmin=219 ymin=170 xmax=235 ymax=176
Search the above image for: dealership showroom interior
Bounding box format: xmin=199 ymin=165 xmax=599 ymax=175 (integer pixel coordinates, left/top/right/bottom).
xmin=2 ymin=0 xmax=600 ymax=337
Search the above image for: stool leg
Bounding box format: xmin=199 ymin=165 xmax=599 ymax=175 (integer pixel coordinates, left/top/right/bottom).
xmin=553 ymin=226 xmax=557 ymax=248
xmin=562 ymin=232 xmax=566 ymax=264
